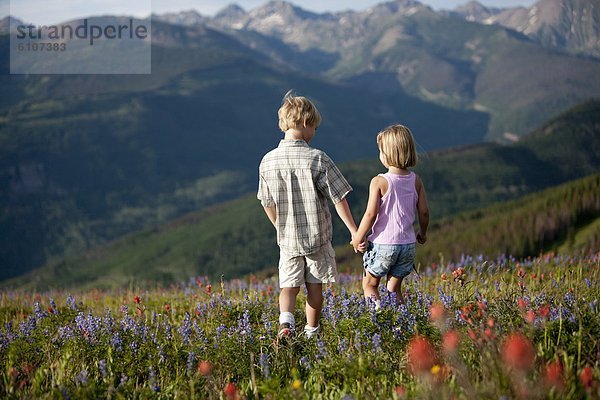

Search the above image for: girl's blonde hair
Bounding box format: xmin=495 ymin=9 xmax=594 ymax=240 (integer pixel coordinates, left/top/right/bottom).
xmin=377 ymin=124 xmax=417 ymax=168
xmin=278 ymin=90 xmax=321 ymax=132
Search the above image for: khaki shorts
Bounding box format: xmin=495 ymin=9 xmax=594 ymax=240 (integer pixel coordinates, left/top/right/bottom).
xmin=279 ymin=243 xmax=337 ymax=287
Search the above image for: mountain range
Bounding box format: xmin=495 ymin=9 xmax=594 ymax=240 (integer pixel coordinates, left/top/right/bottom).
xmin=154 ymin=0 xmax=600 ymax=142
xmin=451 ymin=0 xmax=600 ymax=58
xmin=1 ymin=0 xmax=599 ymax=283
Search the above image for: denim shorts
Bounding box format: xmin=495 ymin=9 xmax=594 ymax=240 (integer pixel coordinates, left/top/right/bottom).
xmin=363 ymin=242 xmax=415 ymax=279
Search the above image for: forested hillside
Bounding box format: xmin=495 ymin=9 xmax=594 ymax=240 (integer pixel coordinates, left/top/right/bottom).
xmin=5 ymin=101 xmax=598 ymax=290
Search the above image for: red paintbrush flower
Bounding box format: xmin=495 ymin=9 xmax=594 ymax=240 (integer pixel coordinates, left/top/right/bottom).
xmin=224 ymin=382 xmax=238 ymax=399
xmin=197 ymin=361 xmax=212 ymax=376
xmin=502 ymin=333 xmax=535 ymax=371
xmin=407 ymin=335 xmax=436 ymax=373
xmin=525 ymin=309 xmax=535 ymax=324
xmin=442 ymin=330 xmax=460 ymax=354
xmin=580 ymin=366 xmax=594 ymax=389
xmin=395 ymin=385 xmax=406 ymax=397
xmin=429 ymin=302 xmax=445 ymax=322
xmin=545 ymin=360 xmax=564 ymax=390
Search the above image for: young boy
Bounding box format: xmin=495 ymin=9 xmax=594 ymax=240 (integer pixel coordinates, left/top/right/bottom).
xmin=257 ymin=90 xmax=358 ymax=339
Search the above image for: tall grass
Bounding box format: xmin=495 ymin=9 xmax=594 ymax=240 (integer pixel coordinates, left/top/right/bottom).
xmin=1 ymin=252 xmax=598 ymax=399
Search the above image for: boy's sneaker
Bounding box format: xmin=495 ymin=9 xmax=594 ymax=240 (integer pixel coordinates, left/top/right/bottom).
xmin=277 ymin=323 xmax=292 ymax=339
xmin=304 ymin=325 xmax=319 ymax=339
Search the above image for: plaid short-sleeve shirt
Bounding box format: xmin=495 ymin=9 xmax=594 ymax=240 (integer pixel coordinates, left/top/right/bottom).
xmin=257 ymin=139 xmax=352 ymax=256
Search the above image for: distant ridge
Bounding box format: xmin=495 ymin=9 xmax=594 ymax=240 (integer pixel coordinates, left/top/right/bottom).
xmin=451 ymin=0 xmax=600 ymax=58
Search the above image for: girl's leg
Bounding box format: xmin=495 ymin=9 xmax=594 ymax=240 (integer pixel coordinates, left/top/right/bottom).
xmin=386 ymin=275 xmax=404 ymax=304
xmin=305 ymin=282 xmax=323 ymax=328
xmin=363 ymin=272 xmax=382 ymax=305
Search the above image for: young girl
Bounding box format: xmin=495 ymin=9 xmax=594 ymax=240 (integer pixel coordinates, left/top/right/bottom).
xmin=351 ymin=124 xmax=429 ymax=308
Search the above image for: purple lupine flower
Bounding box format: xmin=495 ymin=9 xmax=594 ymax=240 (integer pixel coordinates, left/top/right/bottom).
xmin=110 ymin=332 xmax=123 ymax=352
xmin=98 ymin=359 xmax=108 ymax=379
xmin=590 ymin=300 xmax=597 ymax=313
xmin=129 ymin=340 xmax=139 ymax=355
xmin=162 ymin=320 xmax=173 ymax=341
xmin=259 ymin=353 xmax=270 ymax=378
xmin=532 ymin=293 xmax=548 ymax=307
xmin=103 ymin=309 xmax=115 ymax=332
xmin=299 ymin=356 xmax=310 ymax=370
xmin=120 ymin=313 xmax=136 ymax=332
xmin=0 ymin=330 xmax=8 ymax=350
xmin=437 ymin=287 xmax=453 ymax=308
xmin=564 ymin=292 xmax=575 ymax=308
xmin=19 ymin=316 xmax=36 ymax=338
xmin=261 ymin=312 xmax=274 ymax=333
xmin=192 ymin=320 xmax=208 ymax=348
xmin=74 ymin=370 xmax=89 ymax=386
xmin=394 ymin=304 xmax=416 ymax=334
xmin=33 ymin=302 xmax=47 ymax=321
xmin=237 ymin=309 xmax=252 ymax=341
xmin=338 ymin=338 xmax=348 ymax=354
xmin=341 ymin=298 xmax=352 ymax=317
xmin=186 ymin=352 xmax=196 ymax=375
xmin=213 ymin=324 xmax=227 ymax=349
xmin=584 ymin=278 xmax=592 ymax=289
xmin=148 ymin=366 xmax=160 ymax=392
xmin=75 ymin=312 xmax=102 ymax=343
xmin=455 ymin=309 xmax=467 ymax=326
xmin=393 ymin=326 xmax=404 ymax=341
xmin=49 ymin=298 xmax=58 ymax=315
xmin=316 ymin=338 xmax=327 ymax=360
xmin=372 ymin=333 xmax=382 ymax=352
xmin=178 ymin=313 xmax=193 ymax=345
xmin=57 ymin=325 xmax=75 ymax=342
xmin=158 ymin=346 xmax=166 ymax=364
xmin=66 ymin=295 xmax=77 ymax=310
xmin=381 ymin=291 xmax=399 ymax=309
xmin=215 ymin=324 xmax=227 ymax=338
xmin=119 ymin=373 xmax=128 ymax=387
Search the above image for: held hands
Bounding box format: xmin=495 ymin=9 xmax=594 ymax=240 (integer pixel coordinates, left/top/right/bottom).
xmin=350 ymin=232 xmax=367 ymax=253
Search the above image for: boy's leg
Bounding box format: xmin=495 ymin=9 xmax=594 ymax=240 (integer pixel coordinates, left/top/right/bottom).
xmin=278 ymin=250 xmax=304 ymax=336
xmin=279 ymin=287 xmax=300 ymax=327
xmin=363 ymin=272 xmax=382 ymax=308
xmin=386 ymin=275 xmax=404 ymax=304
xmin=305 ymin=282 xmax=323 ymax=328
xmin=280 ymin=287 xmax=301 ymax=313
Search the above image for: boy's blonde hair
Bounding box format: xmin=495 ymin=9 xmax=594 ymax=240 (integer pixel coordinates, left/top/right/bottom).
xmin=278 ymin=90 xmax=321 ymax=132
xmin=377 ymin=124 xmax=417 ymax=168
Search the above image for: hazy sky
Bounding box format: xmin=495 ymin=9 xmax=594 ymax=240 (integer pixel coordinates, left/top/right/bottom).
xmin=2 ymin=0 xmax=537 ymax=25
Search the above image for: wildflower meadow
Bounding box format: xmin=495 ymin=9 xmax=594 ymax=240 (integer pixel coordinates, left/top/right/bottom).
xmin=1 ymin=252 xmax=599 ymax=399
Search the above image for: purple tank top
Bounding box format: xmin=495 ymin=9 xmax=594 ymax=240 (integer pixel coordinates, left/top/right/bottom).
xmin=368 ymin=172 xmax=417 ymax=245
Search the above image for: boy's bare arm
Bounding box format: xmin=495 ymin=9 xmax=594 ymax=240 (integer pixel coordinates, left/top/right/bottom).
xmin=334 ymin=198 xmax=357 ymax=235
xmin=263 ymin=206 xmax=277 ymax=228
